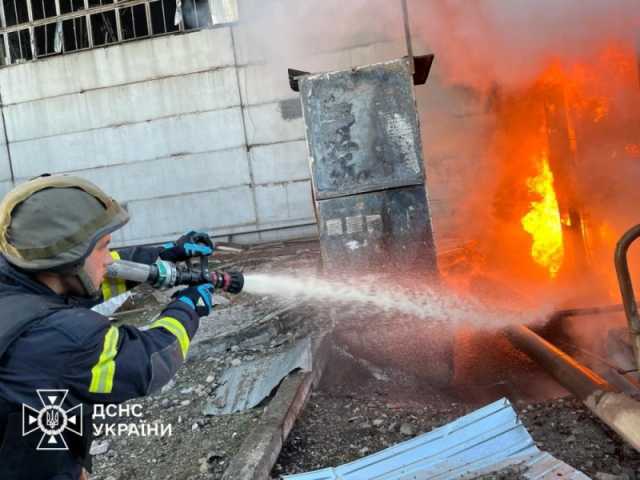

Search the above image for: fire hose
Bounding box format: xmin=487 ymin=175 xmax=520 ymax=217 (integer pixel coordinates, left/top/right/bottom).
xmin=105 ymin=255 xmax=244 ymax=294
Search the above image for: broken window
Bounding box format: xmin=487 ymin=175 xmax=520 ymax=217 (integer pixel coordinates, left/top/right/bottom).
xmin=61 ymin=17 xmax=90 ymax=52
xmin=0 ymin=0 xmax=236 ymax=66
xmin=7 ymin=28 xmax=32 ymax=62
xmin=119 ymin=4 xmax=149 ymax=41
xmin=34 ymin=21 xmax=61 ymax=56
xmin=2 ymin=0 xmax=29 ymax=27
xmin=59 ymin=0 xmax=86 ymax=15
xmin=90 ymin=10 xmax=117 ymax=46
xmin=181 ymin=0 xmax=210 ymax=30
xmin=149 ymin=0 xmax=179 ymax=35
xmin=31 ymin=0 xmax=57 ymax=22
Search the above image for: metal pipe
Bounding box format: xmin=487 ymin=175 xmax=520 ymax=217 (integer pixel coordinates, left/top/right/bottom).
xmin=506 ymin=325 xmax=613 ymax=399
xmin=506 ymin=325 xmax=640 ymax=451
xmin=614 ymin=224 xmax=640 ymax=370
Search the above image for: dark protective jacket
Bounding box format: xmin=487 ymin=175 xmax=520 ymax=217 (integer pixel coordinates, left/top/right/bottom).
xmin=0 ymin=250 xmax=199 ymax=480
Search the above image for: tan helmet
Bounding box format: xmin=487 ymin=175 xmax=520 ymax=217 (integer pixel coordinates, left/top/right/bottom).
xmin=0 ymin=175 xmax=129 ymax=295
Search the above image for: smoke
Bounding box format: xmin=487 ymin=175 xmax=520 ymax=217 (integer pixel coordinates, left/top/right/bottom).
xmin=410 ymin=0 xmax=640 ymax=90
xmin=237 ymin=0 xmax=640 ymax=287
xmin=238 ymin=0 xmax=639 ymax=87
xmin=236 ymin=0 xmax=398 ymax=64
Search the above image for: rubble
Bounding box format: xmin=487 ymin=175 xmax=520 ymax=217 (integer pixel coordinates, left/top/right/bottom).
xmin=90 ymin=440 xmax=110 ymax=456
xmin=399 ymin=422 xmax=414 ymax=436
xmin=92 ymin=241 xmax=325 ymax=480
xmin=91 ymin=239 xmax=640 ymax=479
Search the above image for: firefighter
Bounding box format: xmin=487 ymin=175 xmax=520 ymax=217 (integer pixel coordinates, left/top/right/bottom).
xmin=0 ymin=175 xmax=216 ymax=480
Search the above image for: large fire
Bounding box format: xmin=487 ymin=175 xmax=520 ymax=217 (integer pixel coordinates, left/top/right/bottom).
xmin=521 ymin=153 xmax=564 ymax=278
xmin=487 ymin=42 xmax=639 ymax=285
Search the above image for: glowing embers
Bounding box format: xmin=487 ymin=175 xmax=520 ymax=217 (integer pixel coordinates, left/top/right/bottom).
xmin=521 ymin=152 xmax=564 ymax=278
xmin=626 ymin=144 xmax=640 ymax=158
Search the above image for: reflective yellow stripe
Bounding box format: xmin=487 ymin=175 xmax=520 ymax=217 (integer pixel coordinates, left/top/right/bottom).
xmin=114 ymin=278 xmax=127 ymax=295
xmin=101 ymin=251 xmax=127 ymax=299
xmin=101 ymin=280 xmax=112 ymax=301
xmin=149 ymin=317 xmax=190 ymax=359
xmin=89 ymin=326 xmax=120 ymax=394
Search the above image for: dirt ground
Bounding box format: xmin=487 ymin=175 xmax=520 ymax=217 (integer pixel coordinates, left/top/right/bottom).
xmin=274 ymin=328 xmax=640 ymax=479
xmin=276 ymin=381 xmax=640 ymax=479
xmin=89 ymin=239 xmax=640 ymax=480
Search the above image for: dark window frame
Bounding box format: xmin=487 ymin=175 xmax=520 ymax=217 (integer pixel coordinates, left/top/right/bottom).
xmin=0 ymin=0 xmax=235 ymax=66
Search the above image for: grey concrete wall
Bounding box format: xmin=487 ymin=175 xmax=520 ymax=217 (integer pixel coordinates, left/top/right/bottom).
xmin=0 ymin=0 xmax=485 ymax=249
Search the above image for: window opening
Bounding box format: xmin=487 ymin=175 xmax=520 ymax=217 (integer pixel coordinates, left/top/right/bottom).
xmin=0 ymin=0 xmax=236 ymax=66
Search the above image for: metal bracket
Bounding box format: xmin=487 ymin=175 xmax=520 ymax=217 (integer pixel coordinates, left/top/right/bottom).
xmin=287 ymin=68 xmax=309 ymax=93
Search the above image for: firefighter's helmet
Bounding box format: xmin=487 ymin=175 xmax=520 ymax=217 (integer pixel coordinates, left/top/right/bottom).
xmin=0 ymin=175 xmax=129 ymax=295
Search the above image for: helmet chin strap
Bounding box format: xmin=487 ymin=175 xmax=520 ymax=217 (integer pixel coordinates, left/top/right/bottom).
xmin=75 ymin=268 xmax=101 ymax=299
xmin=58 ymin=265 xmax=101 ymax=299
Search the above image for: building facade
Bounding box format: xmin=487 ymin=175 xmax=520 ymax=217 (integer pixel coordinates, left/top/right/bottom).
xmin=0 ymin=0 xmax=484 ymax=248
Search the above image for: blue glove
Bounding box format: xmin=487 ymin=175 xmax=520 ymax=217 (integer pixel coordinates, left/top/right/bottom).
xmin=159 ymin=231 xmax=213 ymax=262
xmin=173 ymin=283 xmax=214 ymax=317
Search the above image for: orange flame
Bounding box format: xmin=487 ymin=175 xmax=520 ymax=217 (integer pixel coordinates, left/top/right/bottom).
xmin=521 ymin=153 xmax=564 ymax=278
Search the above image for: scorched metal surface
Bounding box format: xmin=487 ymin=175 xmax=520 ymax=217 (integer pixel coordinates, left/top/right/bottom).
xmin=297 ymin=57 xmax=437 ymax=275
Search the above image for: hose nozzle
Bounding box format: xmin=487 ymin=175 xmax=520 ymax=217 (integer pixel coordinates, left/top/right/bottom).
xmin=107 ymin=259 xmax=245 ymax=294
xmin=210 ymin=271 xmax=244 ymax=294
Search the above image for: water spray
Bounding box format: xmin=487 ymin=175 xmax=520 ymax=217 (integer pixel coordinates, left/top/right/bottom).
xmin=241 ymin=271 xmax=541 ymax=329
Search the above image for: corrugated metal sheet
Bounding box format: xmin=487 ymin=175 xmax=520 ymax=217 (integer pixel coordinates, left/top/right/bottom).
xmin=203 ymin=337 xmax=312 ymax=415
xmin=282 ymin=398 xmax=590 ymax=480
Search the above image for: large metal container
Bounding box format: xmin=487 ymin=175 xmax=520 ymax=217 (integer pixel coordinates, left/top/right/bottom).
xmin=298 ymin=57 xmax=437 ymax=275
xmin=293 ymin=57 xmax=453 ymax=386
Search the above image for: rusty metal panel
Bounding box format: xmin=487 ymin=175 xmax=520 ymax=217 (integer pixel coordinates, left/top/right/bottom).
xmin=317 ymin=185 xmax=436 ymax=273
xmin=299 ymin=58 xmax=425 ymax=200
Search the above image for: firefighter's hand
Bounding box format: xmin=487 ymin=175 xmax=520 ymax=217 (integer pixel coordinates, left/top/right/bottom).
xmin=159 ymin=231 xmax=214 ymax=262
xmin=173 ymin=283 xmax=214 ymax=317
